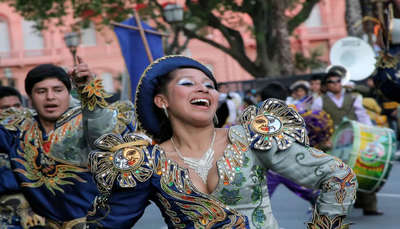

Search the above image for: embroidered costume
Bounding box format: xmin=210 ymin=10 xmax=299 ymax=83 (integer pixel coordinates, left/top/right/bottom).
xmin=89 ymin=99 xmax=357 ymax=229
xmin=88 ymin=55 xmax=357 ymax=229
xmin=0 ymin=79 xmax=134 ymax=228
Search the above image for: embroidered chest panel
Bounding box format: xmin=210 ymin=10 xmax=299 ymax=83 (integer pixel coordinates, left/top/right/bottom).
xmin=10 ymin=108 xmax=88 ymax=195
xmin=157 ymin=145 xmax=247 ymax=229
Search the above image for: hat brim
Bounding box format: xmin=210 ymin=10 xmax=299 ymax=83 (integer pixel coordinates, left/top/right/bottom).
xmin=135 ymin=55 xmax=216 ymax=138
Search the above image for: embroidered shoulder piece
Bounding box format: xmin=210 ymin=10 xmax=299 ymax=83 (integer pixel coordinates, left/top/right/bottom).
xmin=89 ymin=133 xmax=153 ymax=193
xmin=107 ymin=100 xmax=135 ymax=134
xmin=0 ymin=108 xmax=35 ymax=131
xmin=240 ymin=99 xmax=309 ymax=150
xmin=307 ymin=209 xmax=347 ymax=229
xmin=77 ymin=78 xmax=111 ymax=111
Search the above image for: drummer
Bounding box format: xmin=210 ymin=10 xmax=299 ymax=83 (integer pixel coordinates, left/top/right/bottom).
xmin=312 ymin=66 xmax=386 ymax=216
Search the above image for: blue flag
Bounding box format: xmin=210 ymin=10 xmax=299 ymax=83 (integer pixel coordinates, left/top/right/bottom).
xmin=114 ymin=17 xmax=164 ymax=99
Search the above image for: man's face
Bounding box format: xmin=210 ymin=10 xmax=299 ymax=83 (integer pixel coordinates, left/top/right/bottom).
xmin=326 ymin=76 xmax=342 ymax=94
xmin=30 ymin=78 xmax=70 ymax=122
xmin=0 ymin=96 xmax=22 ymax=112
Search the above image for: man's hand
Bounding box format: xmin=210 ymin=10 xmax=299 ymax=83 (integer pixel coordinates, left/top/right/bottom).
xmin=69 ymin=56 xmax=95 ymax=88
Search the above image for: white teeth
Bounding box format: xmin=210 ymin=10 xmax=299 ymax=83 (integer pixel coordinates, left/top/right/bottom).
xmin=190 ymin=98 xmax=210 ymax=106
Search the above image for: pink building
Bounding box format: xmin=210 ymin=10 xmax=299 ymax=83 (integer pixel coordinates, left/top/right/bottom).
xmin=0 ymin=0 xmax=347 ymax=95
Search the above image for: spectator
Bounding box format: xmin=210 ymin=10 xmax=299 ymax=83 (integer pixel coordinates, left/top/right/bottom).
xmin=0 ymin=86 xmax=23 ymax=112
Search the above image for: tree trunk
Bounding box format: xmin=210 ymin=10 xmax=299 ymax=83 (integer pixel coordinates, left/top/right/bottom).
xmin=274 ymin=0 xmax=294 ymax=76
xmin=345 ymin=0 xmax=364 ymax=37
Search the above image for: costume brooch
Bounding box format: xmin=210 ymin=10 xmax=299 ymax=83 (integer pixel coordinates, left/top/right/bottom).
xmin=88 ymin=133 xmax=153 ymax=193
xmin=240 ymin=99 xmax=309 ymax=150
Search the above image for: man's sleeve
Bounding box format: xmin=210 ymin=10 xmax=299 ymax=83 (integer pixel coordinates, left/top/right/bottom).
xmin=0 ymin=126 xmax=20 ymax=193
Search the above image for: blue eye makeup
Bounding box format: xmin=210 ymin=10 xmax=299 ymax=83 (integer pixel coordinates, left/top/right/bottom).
xmin=203 ymin=82 xmax=215 ymax=89
xmin=177 ymin=78 xmax=194 ymax=86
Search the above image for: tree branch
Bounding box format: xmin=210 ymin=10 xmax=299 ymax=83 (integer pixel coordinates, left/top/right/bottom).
xmin=288 ymin=0 xmax=320 ymax=34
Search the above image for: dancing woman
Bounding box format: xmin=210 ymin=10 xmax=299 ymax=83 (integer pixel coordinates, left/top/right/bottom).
xmin=89 ymin=55 xmax=357 ymax=228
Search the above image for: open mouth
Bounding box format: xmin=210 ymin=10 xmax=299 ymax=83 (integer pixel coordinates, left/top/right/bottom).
xmin=44 ymin=104 xmax=58 ymax=111
xmin=190 ymin=98 xmax=210 ymax=107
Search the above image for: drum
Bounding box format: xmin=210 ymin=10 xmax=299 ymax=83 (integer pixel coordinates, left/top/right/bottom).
xmin=329 ymin=120 xmax=396 ymax=193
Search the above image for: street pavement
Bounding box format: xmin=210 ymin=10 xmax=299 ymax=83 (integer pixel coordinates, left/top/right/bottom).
xmin=134 ymin=160 xmax=400 ymax=229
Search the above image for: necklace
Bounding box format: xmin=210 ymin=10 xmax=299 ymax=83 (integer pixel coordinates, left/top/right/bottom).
xmin=170 ymin=130 xmax=216 ymax=184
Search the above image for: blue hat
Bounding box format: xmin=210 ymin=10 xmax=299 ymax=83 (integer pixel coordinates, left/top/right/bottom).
xmin=372 ymin=53 xmax=400 ymax=102
xmin=135 ymin=55 xmax=216 ymax=139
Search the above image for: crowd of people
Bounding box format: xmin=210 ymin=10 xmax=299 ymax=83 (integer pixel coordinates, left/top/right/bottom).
xmin=0 ymin=53 xmax=398 ymax=229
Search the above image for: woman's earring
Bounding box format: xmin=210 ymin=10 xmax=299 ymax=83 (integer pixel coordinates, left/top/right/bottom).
xmin=213 ymin=114 xmax=219 ymax=126
xmin=162 ymin=104 xmax=169 ymax=118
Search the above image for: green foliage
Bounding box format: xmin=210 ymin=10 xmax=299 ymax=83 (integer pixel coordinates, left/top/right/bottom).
xmin=294 ymin=47 xmax=326 ymax=73
xmin=2 ymin=0 xmax=322 ymax=77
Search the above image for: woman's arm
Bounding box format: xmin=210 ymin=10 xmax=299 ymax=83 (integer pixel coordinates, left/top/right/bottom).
xmin=239 ymin=99 xmax=357 ymax=228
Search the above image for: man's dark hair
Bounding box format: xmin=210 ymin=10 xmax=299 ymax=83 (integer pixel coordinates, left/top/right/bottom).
xmin=0 ymin=86 xmax=23 ymax=102
xmin=25 ymin=64 xmax=71 ymax=95
xmin=310 ymin=73 xmax=323 ymax=82
xmin=260 ymin=82 xmax=288 ymax=101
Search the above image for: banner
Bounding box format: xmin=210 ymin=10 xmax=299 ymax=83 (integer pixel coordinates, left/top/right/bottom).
xmin=114 ymin=17 xmax=164 ymax=99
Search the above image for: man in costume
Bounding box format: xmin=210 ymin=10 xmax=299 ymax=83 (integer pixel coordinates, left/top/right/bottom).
xmin=0 ymin=60 xmax=134 ymax=228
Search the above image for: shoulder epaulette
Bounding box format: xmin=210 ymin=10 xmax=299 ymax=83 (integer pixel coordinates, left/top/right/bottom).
xmin=89 ymin=132 xmax=153 ymax=193
xmin=239 ymin=98 xmax=309 ymax=150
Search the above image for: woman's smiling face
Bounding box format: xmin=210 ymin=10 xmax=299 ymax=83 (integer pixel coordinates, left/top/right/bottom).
xmin=160 ymin=68 xmax=219 ymax=125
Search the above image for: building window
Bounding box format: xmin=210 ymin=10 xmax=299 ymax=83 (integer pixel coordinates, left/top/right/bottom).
xmin=22 ymin=20 xmax=44 ymax=56
xmin=0 ymin=19 xmax=10 ymax=57
xmin=100 ymin=72 xmax=115 ymax=93
xmin=81 ymin=22 xmax=97 ymax=46
xmin=304 ymin=5 xmax=322 ymax=27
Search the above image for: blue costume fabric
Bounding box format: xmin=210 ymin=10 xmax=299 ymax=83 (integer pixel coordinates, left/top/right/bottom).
xmin=0 ymin=81 xmax=135 ymax=228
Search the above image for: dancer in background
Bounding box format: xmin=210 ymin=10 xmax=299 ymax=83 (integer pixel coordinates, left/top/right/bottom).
xmin=0 ymin=59 xmax=134 ymax=227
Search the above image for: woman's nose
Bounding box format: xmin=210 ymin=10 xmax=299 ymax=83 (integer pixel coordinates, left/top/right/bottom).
xmin=197 ymin=83 xmax=209 ymax=92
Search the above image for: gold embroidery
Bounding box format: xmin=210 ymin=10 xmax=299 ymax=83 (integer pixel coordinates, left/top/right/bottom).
xmin=46 ymin=216 xmax=86 ymax=229
xmin=307 ymin=209 xmax=346 ymax=229
xmin=240 ymin=99 xmax=309 ymax=150
xmin=89 ymin=133 xmax=152 ymax=193
xmin=13 ymin=141 xmax=87 ymax=195
xmin=158 ymin=147 xmax=246 ymax=228
xmin=156 ymin=193 xmax=186 ymax=228
xmin=78 ymin=79 xmax=110 ymax=111
xmin=0 ymin=108 xmax=35 ymax=131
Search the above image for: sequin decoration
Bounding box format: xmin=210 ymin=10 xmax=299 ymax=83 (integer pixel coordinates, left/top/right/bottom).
xmin=89 ymin=133 xmax=152 ymax=193
xmin=157 ymin=146 xmax=247 ymax=228
xmin=240 ymin=98 xmax=309 ymax=150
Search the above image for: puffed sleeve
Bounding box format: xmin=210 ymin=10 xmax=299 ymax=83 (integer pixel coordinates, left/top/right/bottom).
xmin=87 ymin=132 xmax=156 ymax=228
xmin=77 ymin=78 xmax=136 ymax=150
xmin=238 ymin=99 xmax=357 ymax=228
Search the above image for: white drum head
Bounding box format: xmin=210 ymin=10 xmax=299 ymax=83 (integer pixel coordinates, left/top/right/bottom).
xmin=330 ymin=37 xmax=377 ymax=81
